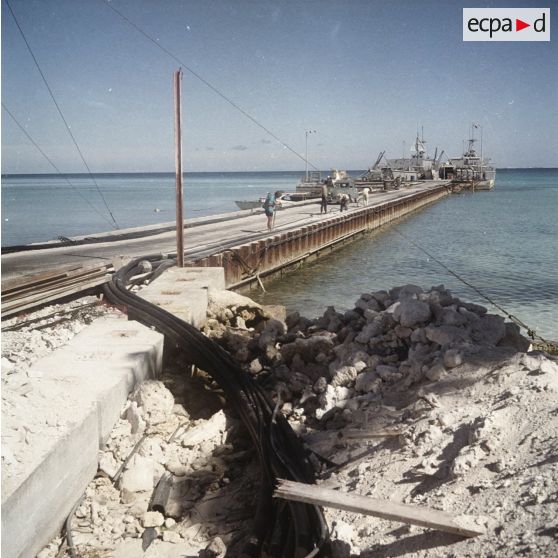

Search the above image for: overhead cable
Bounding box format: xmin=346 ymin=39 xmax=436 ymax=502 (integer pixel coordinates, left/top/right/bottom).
xmin=4 ymin=0 xmax=120 ymax=230
xmin=393 ymin=226 xmax=552 ymax=346
xmin=2 ymin=103 xmax=119 ymax=229
xmin=101 ymin=0 xmax=319 ymax=172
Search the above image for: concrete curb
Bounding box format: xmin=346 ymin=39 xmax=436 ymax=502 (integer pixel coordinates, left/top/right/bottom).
xmin=1 ymin=316 xmax=164 ymax=558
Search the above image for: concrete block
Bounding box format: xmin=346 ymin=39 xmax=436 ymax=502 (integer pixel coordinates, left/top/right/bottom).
xmin=139 ymin=267 xmax=224 ymax=327
xmin=2 ymin=406 xmax=99 ymax=558
xmin=1 ymin=315 xmax=163 ymax=558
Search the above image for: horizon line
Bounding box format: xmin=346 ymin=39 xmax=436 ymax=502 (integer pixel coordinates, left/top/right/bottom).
xmin=3 ymin=167 xmax=558 ymax=178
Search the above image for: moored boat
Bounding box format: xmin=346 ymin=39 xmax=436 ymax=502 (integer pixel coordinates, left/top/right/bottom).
xmin=234 ymin=192 xmax=299 ymax=211
xmin=440 ymin=124 xmax=496 ymax=190
xmin=295 ymin=170 xmax=325 ymax=198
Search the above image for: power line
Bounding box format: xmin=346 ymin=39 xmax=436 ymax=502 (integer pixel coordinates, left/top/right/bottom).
xmin=2 ymin=103 xmax=119 ymax=229
xmin=392 ymin=226 xmax=551 ymax=346
xmin=4 ymin=0 xmax=120 ymax=230
xmin=100 ymin=0 xmax=319 ymax=172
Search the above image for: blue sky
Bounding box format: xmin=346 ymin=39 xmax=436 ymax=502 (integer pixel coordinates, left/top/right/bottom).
xmin=2 ymin=0 xmax=557 ymax=173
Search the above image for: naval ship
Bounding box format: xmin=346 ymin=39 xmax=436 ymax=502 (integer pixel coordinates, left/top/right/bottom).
xmin=440 ymin=126 xmax=496 ymax=190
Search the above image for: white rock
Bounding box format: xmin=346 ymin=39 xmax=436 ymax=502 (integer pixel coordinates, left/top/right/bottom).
xmin=162 ymin=530 xmax=181 ymax=543
xmin=330 ymin=366 xmax=357 ymax=387
xmin=353 ymin=360 xmax=367 ymax=373
xmin=131 ymin=381 xmax=174 ymax=425
xmin=331 ymin=518 xmax=355 ymax=543
xmin=334 ymin=386 xmax=352 ymax=401
xmin=98 ymin=451 xmax=119 ymax=478
xmin=180 ymin=410 xmax=226 ymax=447
xmin=164 ymin=517 xmax=176 ymax=528
xmin=316 ymin=385 xmax=337 ymax=419
xmin=208 ymin=289 xmax=261 ymax=313
xmin=385 ymin=301 xmax=400 ymax=314
xmin=166 ymin=460 xmax=189 ymax=476
xmin=205 ymin=536 xmax=227 ymax=557
xmin=119 ymin=454 xmax=154 ymax=493
xmin=138 ymin=437 xmax=163 ymax=461
xmin=142 ymin=510 xmax=164 ymax=528
xmin=125 ymin=402 xmax=146 ymax=435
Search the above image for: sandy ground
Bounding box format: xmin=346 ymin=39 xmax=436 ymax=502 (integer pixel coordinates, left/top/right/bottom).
xmin=3 ymin=285 xmax=557 ymax=557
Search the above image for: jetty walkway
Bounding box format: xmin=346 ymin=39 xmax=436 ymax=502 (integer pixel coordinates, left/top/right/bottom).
xmin=1 ymin=182 xmax=450 ymax=315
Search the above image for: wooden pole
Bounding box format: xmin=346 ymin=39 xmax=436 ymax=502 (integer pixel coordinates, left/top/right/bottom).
xmin=274 ymin=479 xmax=486 ymax=538
xmin=174 ymin=69 xmax=184 ymax=267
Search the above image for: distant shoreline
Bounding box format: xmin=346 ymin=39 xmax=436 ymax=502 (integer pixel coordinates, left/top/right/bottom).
xmin=2 ymin=168 xmax=557 ymax=179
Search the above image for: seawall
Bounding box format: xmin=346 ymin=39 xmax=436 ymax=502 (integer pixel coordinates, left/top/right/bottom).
xmin=184 ymin=184 xmax=449 ymax=289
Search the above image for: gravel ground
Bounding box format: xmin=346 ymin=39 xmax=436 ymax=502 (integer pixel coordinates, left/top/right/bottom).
xmin=4 ymin=285 xmax=557 ymax=557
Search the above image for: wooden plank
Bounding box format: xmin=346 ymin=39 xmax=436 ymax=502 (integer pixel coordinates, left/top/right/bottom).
xmin=2 ymin=267 xmax=110 ymax=301
xmin=1 ymin=266 xmax=82 ymax=293
xmin=274 ymin=479 xmax=486 ymax=538
xmin=2 ymin=275 xmax=110 ymax=317
xmin=1 ymin=263 xmax=111 ymax=295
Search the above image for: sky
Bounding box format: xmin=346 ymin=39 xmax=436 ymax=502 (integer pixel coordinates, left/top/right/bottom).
xmin=1 ymin=0 xmax=557 ymax=173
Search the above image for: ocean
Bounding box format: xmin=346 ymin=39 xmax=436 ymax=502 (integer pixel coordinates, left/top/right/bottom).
xmin=1 ymin=169 xmax=557 ymax=340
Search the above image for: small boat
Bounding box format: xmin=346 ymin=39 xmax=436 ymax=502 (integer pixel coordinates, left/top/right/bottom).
xmin=234 ymin=192 xmax=298 ymax=211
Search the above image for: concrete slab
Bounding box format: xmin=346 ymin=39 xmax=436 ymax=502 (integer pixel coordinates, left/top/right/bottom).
xmin=138 ymin=267 xmax=225 ymax=328
xmin=1 ymin=314 xmax=163 ymax=558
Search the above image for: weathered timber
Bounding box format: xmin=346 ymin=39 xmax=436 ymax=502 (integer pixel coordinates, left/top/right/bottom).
xmin=274 ymin=479 xmax=487 ymax=538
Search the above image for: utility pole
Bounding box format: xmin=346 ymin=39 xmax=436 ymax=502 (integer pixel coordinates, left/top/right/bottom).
xmin=305 ymin=130 xmax=316 ymax=182
xmin=174 ymin=69 xmax=184 ymax=267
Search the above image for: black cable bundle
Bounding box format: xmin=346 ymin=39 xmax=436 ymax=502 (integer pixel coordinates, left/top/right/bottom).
xmin=103 ymin=255 xmax=329 ymax=557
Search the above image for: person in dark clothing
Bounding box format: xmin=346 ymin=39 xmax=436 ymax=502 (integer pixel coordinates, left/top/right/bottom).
xmin=263 ymin=192 xmax=276 ymax=231
xmin=320 ymin=183 xmax=328 ymax=214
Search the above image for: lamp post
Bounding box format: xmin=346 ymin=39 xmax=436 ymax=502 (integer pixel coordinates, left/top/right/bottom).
xmin=305 ymin=130 xmax=316 ymax=182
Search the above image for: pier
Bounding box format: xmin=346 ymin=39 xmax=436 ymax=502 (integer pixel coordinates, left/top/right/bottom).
xmin=1 ymin=182 xmax=450 ymax=315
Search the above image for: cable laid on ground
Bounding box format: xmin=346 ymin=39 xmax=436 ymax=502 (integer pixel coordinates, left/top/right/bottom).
xmin=103 ymin=256 xmax=329 ymax=557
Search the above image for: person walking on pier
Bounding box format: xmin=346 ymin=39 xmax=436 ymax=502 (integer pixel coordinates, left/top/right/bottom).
xmin=263 ymin=192 xmax=276 ymax=231
xmin=320 ymin=182 xmax=328 ymax=214
xmin=358 ymin=187 xmax=370 ymax=206
xmin=339 ymin=193 xmax=349 ymax=212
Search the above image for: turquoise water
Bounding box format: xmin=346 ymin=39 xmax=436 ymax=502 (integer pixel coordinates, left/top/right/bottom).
xmin=1 ymin=171 xmax=302 ymax=246
xmin=1 ymin=169 xmax=557 ymax=339
xmin=250 ymin=169 xmax=558 ymax=341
